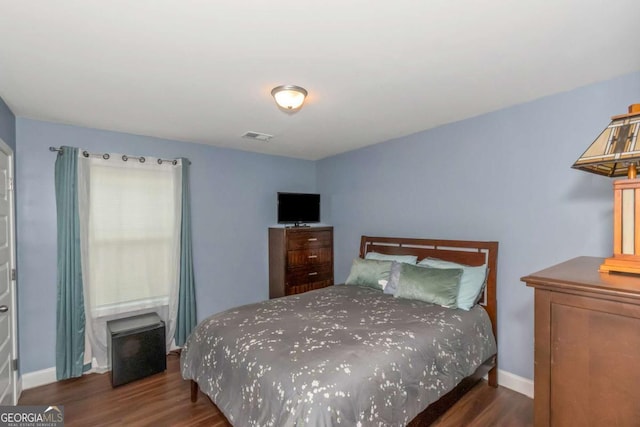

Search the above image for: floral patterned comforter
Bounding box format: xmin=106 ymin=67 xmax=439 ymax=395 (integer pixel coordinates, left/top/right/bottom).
xmin=181 ymin=285 xmax=496 ymax=427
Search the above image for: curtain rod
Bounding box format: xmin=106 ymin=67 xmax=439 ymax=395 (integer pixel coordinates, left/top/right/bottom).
xmin=49 ymin=146 xmax=191 ymax=165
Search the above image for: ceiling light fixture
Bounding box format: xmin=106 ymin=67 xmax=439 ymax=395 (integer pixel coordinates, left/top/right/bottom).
xmin=271 ymin=85 xmax=308 ymax=111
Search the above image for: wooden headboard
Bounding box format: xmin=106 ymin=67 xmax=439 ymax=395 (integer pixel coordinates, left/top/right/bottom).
xmin=359 ymin=235 xmax=499 ymax=360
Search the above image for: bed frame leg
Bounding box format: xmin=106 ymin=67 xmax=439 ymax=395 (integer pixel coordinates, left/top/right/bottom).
xmin=190 ymin=380 xmax=199 ymax=402
xmin=488 ymin=366 xmax=498 ymax=388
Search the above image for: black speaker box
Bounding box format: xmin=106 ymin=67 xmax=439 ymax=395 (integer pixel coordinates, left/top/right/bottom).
xmin=107 ymin=312 xmax=166 ymax=387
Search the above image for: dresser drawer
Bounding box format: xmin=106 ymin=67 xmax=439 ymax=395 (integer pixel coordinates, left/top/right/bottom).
xmin=287 ymin=231 xmax=332 ymax=250
xmin=286 ymin=264 xmax=332 ymax=285
xmin=287 ymin=248 xmax=332 ymax=267
xmin=287 ymin=280 xmax=333 ymax=296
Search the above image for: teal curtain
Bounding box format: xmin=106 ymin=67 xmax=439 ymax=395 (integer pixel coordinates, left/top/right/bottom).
xmin=175 ymin=158 xmax=197 ymax=346
xmin=54 ymin=146 xmax=86 ymax=380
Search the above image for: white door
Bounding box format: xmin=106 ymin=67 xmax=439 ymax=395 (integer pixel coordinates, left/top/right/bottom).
xmin=0 ymin=139 xmax=16 ymax=405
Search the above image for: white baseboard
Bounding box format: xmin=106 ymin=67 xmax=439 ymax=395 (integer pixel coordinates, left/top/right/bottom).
xmin=497 ymin=369 xmax=533 ymax=398
xmin=22 ymin=367 xmax=57 ymax=390
xmin=22 ymin=365 xmax=534 ymax=399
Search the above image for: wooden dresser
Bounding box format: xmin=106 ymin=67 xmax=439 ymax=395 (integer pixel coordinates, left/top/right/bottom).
xmin=269 ymin=226 xmax=334 ymax=298
xmin=522 ymin=257 xmax=640 ymax=427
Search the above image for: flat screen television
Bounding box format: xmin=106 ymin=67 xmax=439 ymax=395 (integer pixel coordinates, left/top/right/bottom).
xmin=277 ymin=192 xmax=320 ymax=226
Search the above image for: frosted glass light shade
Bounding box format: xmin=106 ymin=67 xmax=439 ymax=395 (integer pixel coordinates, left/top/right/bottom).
xmin=271 ymin=85 xmax=308 ymax=110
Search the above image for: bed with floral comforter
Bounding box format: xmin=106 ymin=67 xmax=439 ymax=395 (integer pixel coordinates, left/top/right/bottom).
xmin=181 ymin=284 xmax=496 ymax=426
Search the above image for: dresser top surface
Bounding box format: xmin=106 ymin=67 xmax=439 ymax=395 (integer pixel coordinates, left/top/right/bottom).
xmin=522 ymin=256 xmax=640 ymax=297
xmin=270 ymin=226 xmax=333 ymax=231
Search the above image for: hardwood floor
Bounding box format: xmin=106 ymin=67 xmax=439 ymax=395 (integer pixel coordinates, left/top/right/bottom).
xmin=20 ymin=353 xmax=532 ymax=426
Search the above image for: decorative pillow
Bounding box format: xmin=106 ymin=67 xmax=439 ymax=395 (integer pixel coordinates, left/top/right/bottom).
xmin=365 ymin=251 xmax=418 ymax=265
xmin=418 ymin=258 xmax=488 ymax=310
xmin=382 ymin=261 xmax=402 ymax=295
xmin=394 ymin=263 xmax=463 ymax=308
xmin=345 ymin=258 xmax=393 ymax=290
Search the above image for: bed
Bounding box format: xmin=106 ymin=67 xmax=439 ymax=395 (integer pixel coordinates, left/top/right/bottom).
xmin=182 ymin=236 xmax=498 ymax=426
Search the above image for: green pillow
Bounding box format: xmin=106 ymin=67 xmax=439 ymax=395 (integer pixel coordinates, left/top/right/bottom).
xmin=345 ymin=258 xmax=393 ymax=290
xmin=418 ymin=258 xmax=488 ymax=311
xmin=395 ymin=263 xmax=463 ymax=308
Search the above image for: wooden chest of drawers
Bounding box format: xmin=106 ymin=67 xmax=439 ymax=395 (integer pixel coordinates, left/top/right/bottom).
xmin=522 ymin=257 xmax=640 ymax=427
xmin=269 ymin=227 xmax=334 ymax=298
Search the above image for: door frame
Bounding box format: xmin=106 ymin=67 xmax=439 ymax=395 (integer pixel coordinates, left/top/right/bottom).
xmin=0 ymin=138 xmax=18 ymax=404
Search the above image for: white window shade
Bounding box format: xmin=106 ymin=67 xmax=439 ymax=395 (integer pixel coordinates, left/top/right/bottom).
xmin=88 ymin=162 xmax=180 ymax=310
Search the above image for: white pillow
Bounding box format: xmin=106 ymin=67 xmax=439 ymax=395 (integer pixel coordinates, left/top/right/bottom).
xmin=365 ymin=251 xmax=418 ymax=265
xmin=382 ymin=261 xmax=402 ymax=295
xmin=418 ymin=258 xmax=488 ymax=310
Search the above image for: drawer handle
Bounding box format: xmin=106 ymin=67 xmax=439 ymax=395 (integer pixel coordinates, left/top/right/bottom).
xmin=307 ymin=238 xmax=318 ymax=241
xmin=308 ymin=255 xmax=318 ymax=259
xmin=308 ymin=272 xmax=318 ymax=276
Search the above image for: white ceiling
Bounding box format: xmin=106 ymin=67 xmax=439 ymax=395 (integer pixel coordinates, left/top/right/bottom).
xmin=1 ymin=1 xmax=639 ymax=160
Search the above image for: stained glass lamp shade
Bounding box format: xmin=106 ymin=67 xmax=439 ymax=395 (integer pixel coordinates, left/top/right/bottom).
xmin=573 ymin=104 xmax=640 ymax=178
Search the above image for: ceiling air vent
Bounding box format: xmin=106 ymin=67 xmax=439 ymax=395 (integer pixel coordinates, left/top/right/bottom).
xmin=241 ymin=131 xmax=274 ymax=142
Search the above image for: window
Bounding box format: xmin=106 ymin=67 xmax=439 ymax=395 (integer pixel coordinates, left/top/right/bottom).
xmin=85 ymin=158 xmax=181 ymax=316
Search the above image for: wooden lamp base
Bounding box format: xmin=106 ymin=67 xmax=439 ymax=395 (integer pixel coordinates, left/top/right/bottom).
xmin=599 ymin=255 xmax=640 ymax=275
xmin=600 ymin=175 xmax=640 ymax=275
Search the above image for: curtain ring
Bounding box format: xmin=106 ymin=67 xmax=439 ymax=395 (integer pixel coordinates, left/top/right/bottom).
xmin=103 ymin=153 xmax=110 ymax=160
xmin=172 ymin=160 xmax=178 ymax=165
xmin=83 ymin=151 xmax=90 ymax=158
xmin=139 ymin=157 xmax=146 ymax=163
xmin=122 ymin=155 xmax=128 ymax=161
xmin=157 ymin=159 xmax=163 ymax=165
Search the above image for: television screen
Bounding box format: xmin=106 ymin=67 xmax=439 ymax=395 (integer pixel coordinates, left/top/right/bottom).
xmin=277 ymin=192 xmax=320 ymax=225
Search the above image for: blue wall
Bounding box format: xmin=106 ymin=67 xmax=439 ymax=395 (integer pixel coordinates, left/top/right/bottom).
xmin=16 ymin=118 xmax=316 ymax=374
xmin=317 ymin=71 xmax=640 ymax=380
xmin=0 ymin=97 xmax=15 ymax=151
xmin=14 ymin=71 xmax=640 ymax=380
